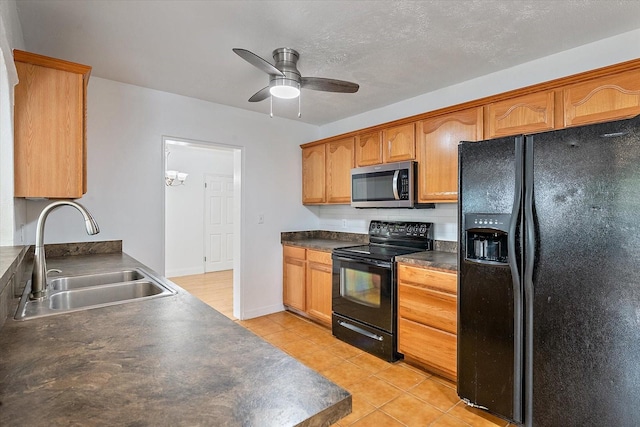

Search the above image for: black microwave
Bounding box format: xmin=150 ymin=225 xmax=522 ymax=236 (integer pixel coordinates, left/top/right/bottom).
xmin=351 ymin=161 xmax=418 ymax=208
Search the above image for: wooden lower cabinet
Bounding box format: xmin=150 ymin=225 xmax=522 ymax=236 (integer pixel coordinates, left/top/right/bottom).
xmin=283 ymin=245 xmax=306 ymax=311
xmin=397 ymin=263 xmax=458 ymax=380
xmin=282 ymin=245 xmax=332 ymax=326
xmin=306 ymin=250 xmax=333 ymax=325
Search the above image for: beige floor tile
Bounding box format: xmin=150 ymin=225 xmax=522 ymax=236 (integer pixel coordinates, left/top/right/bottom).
xmin=244 ymin=320 xmax=286 ymax=336
xmin=291 ymin=321 xmax=330 ymax=339
xmin=297 ymin=348 xmax=346 ymax=373
xmin=429 ymin=413 xmax=472 ymax=427
xmin=349 ymin=410 xmax=406 ymax=427
xmin=375 ymin=363 xmax=428 ymax=391
xmin=333 ymin=394 xmax=377 ymax=426
xmin=304 ymin=328 xmax=340 ymax=347
xmin=266 ymin=311 xmax=312 ymax=328
xmin=380 ymin=393 xmax=444 ymax=426
xmin=349 ymin=352 xmax=392 ymax=374
xmin=322 ymin=360 xmax=372 ymax=388
xmin=279 ymin=338 xmax=323 ymax=358
xmin=329 ymin=339 xmax=365 ymax=359
xmin=349 ymin=376 xmax=403 ymax=408
xmin=408 ymin=378 xmax=460 ymax=412
xmin=260 ymin=329 xmax=304 ymax=347
xmin=447 ymin=402 xmax=509 ymax=427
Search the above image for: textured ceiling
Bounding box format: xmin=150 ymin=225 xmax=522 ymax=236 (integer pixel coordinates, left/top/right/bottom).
xmin=14 ymin=0 xmax=640 ymax=125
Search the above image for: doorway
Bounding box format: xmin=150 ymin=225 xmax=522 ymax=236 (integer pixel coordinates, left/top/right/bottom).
xmin=163 ymin=137 xmax=242 ymax=319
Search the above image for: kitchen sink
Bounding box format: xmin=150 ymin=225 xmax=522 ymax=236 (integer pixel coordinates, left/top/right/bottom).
xmin=50 ymin=270 xmax=144 ymax=290
xmin=15 ymin=268 xmax=176 ymax=320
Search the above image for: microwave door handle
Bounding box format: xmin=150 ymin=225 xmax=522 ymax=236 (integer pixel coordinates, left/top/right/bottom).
xmin=392 ymin=170 xmax=400 ymax=200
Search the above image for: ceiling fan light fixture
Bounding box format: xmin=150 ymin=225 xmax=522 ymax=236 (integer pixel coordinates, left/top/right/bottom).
xmin=269 ymin=79 xmax=300 ymax=99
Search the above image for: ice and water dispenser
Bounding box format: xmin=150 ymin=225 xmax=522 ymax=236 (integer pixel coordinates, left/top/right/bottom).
xmin=465 ymin=213 xmax=510 ymax=264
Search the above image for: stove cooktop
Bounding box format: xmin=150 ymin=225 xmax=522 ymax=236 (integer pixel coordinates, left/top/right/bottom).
xmin=334 ymin=244 xmax=422 ymax=261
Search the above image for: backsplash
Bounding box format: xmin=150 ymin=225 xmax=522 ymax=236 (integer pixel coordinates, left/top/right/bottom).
xmin=306 ymin=204 xmax=458 ymax=242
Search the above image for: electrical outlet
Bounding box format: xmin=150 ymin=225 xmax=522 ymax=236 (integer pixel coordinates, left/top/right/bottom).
xmin=342 ymin=219 xmax=347 ymax=229
xmin=258 ymin=213 xmax=264 ymax=224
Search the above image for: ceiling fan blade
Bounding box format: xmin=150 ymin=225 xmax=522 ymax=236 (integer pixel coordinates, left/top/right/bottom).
xmin=248 ymin=86 xmax=271 ymax=102
xmin=301 ymin=77 xmax=359 ymax=93
xmin=233 ymin=48 xmax=285 ymax=77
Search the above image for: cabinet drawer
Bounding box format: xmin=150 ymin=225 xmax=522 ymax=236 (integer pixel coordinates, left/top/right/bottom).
xmin=398 ymin=317 xmax=457 ymax=379
xmin=283 ymin=245 xmax=306 ymax=260
xmin=398 ymin=284 xmax=457 ymax=334
xmin=397 ymin=263 xmax=457 ymax=294
xmin=307 ymin=249 xmax=332 ymax=265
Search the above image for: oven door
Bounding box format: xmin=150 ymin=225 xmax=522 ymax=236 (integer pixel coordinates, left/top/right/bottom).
xmin=332 ymin=254 xmax=394 ymax=333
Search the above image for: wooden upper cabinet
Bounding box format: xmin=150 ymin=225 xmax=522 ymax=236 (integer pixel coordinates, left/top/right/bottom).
xmin=355 ymin=131 xmax=382 ymax=166
xmin=485 ymin=91 xmax=556 ymax=139
xmin=326 ymin=137 xmax=355 ymax=204
xmin=13 ymin=50 xmax=91 ymax=198
xmin=563 ymin=69 xmax=640 ymax=128
xmin=383 ymin=123 xmax=416 ymax=163
xmin=302 ymin=144 xmax=326 ymax=204
xmin=417 ymin=108 xmax=483 ymax=203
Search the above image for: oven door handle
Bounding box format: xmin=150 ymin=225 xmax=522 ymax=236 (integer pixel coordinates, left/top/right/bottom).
xmin=338 ymin=320 xmax=384 ymax=341
xmin=332 ymin=255 xmax=392 ymax=269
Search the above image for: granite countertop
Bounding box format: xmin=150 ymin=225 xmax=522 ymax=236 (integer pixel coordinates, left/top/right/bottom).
xmin=281 ymin=230 xmax=458 ymax=272
xmin=396 ymin=250 xmax=458 ymax=272
xmin=0 ymin=253 xmax=351 ymax=426
xmin=281 ymin=230 xmax=368 ymax=252
xmin=0 ymin=246 xmax=27 ymax=285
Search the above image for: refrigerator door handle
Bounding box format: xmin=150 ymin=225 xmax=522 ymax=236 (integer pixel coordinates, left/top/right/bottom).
xmin=509 ymin=135 xmax=525 ymax=423
xmin=523 ymin=135 xmax=536 ymax=427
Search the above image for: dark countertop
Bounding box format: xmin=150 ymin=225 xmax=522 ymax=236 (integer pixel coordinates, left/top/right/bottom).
xmin=282 ymin=230 xmax=458 ymax=272
xmin=281 ymin=230 xmax=368 ymax=252
xmin=282 ymin=238 xmax=361 ymax=252
xmin=396 ymin=250 xmax=458 ymax=272
xmin=0 ymin=253 xmax=351 ymax=426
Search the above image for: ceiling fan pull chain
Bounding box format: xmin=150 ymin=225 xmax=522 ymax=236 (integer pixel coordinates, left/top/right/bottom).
xmin=298 ymin=86 xmax=301 ymax=118
xmin=270 ymin=96 xmax=273 ymax=118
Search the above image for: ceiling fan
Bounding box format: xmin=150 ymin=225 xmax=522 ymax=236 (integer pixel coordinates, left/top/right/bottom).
xmin=233 ymin=47 xmax=359 ymax=117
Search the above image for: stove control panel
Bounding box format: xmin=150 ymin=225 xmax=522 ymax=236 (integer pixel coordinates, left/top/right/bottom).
xmin=369 ymin=220 xmax=433 ymax=238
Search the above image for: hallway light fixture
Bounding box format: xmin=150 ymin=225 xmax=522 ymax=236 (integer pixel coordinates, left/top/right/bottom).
xmin=165 ymin=170 xmax=188 ymax=186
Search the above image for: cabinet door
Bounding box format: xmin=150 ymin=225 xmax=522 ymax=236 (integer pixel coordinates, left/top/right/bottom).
xmin=283 ymin=246 xmax=306 ymax=311
xmin=326 ymin=137 xmax=355 ymax=204
xmin=14 ymin=53 xmax=89 ymax=198
xmin=485 ymin=91 xmax=555 ymax=139
xmin=383 ymin=123 xmax=415 ymax=163
xmin=417 ymin=108 xmax=483 ymax=203
xmin=398 ymin=317 xmax=457 ymax=380
xmin=302 ymin=145 xmax=326 ymax=204
xmin=306 ymin=250 xmax=333 ymax=326
xmin=355 ymin=131 xmax=382 ymax=166
xmin=563 ymin=69 xmax=640 ymax=127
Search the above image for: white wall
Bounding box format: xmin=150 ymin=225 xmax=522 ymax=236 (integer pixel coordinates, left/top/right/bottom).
xmin=0 ymin=0 xmax=25 ymax=246
xmin=313 ymin=29 xmax=640 ymax=237
xmin=308 ymin=204 xmax=457 ymax=241
xmin=23 ymin=77 xmax=320 ymax=319
xmin=164 ymin=142 xmax=234 ymax=277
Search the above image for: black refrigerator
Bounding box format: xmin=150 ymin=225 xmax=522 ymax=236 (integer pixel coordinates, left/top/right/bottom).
xmin=457 ymin=115 xmax=640 ymax=426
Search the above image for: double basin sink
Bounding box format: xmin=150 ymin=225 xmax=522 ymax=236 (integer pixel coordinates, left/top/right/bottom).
xmin=15 ymin=268 xmax=176 ymax=320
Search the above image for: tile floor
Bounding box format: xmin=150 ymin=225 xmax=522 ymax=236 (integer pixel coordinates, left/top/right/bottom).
xmin=172 ymin=272 xmax=513 ymax=427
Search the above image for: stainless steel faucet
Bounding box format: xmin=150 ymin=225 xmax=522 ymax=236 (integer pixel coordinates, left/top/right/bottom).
xmin=30 ymin=200 xmax=100 ymax=300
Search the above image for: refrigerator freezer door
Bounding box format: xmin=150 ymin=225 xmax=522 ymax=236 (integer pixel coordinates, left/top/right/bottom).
xmin=458 ymin=136 xmax=523 ymax=423
xmin=527 ymin=116 xmax=640 ymax=426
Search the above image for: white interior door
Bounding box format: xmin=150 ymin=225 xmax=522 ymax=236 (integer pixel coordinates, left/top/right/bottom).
xmin=204 ymin=174 xmax=234 ymax=272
